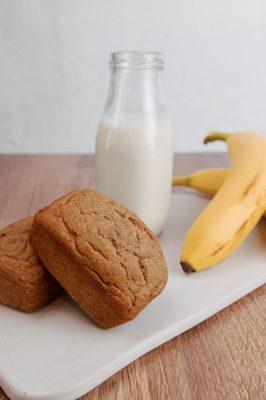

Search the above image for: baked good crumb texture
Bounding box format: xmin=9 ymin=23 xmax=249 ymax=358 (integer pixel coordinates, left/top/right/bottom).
xmin=31 ymin=189 xmax=168 ymax=328
xmin=0 ymin=217 xmax=62 ymax=312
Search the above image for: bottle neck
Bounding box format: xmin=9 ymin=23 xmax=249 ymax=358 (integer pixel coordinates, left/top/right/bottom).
xmin=104 ymin=68 xmax=166 ymax=115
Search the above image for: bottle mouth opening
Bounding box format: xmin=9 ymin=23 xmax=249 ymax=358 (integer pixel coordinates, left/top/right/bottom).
xmin=110 ymin=51 xmax=164 ymax=70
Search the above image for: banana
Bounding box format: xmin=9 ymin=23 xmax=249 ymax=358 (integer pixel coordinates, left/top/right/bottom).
xmin=173 ymin=168 xmax=228 ymax=197
xmin=173 ymin=169 xmax=266 ymax=218
xmin=180 ymin=131 xmax=266 ymax=272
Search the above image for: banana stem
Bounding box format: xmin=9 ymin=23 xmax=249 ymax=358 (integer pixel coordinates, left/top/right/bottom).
xmin=204 ymin=132 xmax=231 ymax=144
xmin=172 ymin=176 xmax=190 ymax=186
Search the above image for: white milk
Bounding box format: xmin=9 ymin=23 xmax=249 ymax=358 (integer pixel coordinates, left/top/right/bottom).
xmin=95 ymin=112 xmax=173 ymax=235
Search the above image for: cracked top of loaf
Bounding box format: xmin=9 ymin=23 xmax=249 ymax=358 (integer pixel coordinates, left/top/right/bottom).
xmin=32 ymin=189 xmax=168 ymax=318
xmin=0 ymin=217 xmax=47 ymax=283
xmin=0 ymin=216 xmax=62 ymax=313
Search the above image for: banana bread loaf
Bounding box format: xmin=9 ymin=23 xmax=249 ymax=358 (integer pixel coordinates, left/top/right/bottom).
xmin=31 ymin=189 xmax=168 ymax=328
xmin=0 ymin=217 xmax=62 ymax=312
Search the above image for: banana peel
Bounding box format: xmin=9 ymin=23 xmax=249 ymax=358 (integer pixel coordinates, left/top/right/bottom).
xmin=180 ymin=132 xmax=266 ymax=272
xmin=172 ymin=169 xmax=266 ymax=218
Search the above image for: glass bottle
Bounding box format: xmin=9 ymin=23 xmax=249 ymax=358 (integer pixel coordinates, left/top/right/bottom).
xmin=95 ymin=51 xmax=173 ymax=235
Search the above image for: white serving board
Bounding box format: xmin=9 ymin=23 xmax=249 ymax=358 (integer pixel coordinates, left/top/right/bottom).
xmin=0 ymin=192 xmax=265 ymax=400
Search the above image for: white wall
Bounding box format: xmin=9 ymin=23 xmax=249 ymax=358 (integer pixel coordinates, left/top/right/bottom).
xmin=0 ymin=0 xmax=266 ymax=153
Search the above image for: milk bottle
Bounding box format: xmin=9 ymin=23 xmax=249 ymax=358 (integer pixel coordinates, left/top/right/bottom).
xmin=96 ymin=52 xmax=173 ymax=235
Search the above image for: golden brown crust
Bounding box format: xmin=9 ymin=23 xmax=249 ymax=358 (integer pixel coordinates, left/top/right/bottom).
xmin=31 ymin=189 xmax=168 ymax=328
xmin=0 ymin=217 xmax=62 ymax=312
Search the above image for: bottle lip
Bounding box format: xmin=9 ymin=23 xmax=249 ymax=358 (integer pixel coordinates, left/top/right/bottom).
xmin=110 ymin=51 xmax=164 ymax=70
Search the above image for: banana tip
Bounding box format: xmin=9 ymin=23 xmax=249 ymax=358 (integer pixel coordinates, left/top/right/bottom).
xmin=180 ymin=261 xmax=195 ymax=273
xmin=203 ymin=132 xmax=230 ymax=144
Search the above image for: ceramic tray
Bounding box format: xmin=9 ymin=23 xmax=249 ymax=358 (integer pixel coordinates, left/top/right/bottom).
xmin=0 ymin=192 xmax=265 ymax=400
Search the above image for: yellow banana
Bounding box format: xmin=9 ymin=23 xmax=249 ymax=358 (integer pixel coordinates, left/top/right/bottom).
xmin=173 ymin=168 xmax=228 ymax=197
xmin=173 ymin=169 xmax=266 ymax=218
xmin=180 ymin=131 xmax=266 ymax=273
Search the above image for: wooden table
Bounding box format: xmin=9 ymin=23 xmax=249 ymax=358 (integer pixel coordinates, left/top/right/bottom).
xmin=0 ymin=154 xmax=265 ymax=400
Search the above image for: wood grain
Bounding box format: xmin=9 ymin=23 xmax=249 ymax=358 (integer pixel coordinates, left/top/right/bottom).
xmin=0 ymin=153 xmax=265 ymax=400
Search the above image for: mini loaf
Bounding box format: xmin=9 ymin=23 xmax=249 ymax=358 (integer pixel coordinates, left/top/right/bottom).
xmin=0 ymin=217 xmax=62 ymax=312
xmin=31 ymin=189 xmax=168 ymax=328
